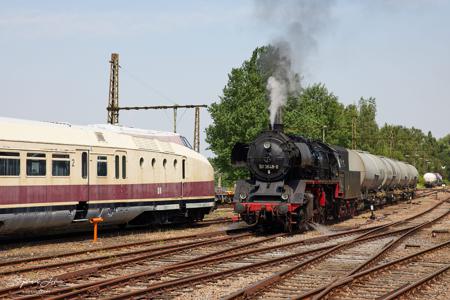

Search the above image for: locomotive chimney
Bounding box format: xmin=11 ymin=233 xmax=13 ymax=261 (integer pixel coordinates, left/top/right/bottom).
xmin=272 ymin=107 xmax=284 ymax=132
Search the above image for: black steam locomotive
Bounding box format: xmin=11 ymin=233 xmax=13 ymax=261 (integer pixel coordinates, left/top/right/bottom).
xmin=231 ymin=124 xmax=418 ymax=232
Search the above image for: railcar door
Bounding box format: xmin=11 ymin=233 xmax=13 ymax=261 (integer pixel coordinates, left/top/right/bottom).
xmin=73 ymin=150 xmax=90 ymax=221
xmin=114 ymin=150 xmax=127 ymax=200
xmin=181 ymin=157 xmax=187 ymax=199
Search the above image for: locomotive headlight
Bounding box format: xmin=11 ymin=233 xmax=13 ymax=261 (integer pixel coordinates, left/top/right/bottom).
xmin=239 ymin=192 xmax=247 ymax=200
xmin=263 ymin=142 xmax=271 ymax=150
xmin=281 ymin=193 xmax=289 ymax=200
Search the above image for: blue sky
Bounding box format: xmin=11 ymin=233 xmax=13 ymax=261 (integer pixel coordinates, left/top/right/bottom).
xmin=1 ymin=0 xmax=449 ymax=156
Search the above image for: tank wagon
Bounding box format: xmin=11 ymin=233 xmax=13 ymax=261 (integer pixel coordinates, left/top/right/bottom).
xmin=0 ymin=118 xmax=215 ymax=236
xmin=423 ymin=172 xmax=443 ymax=188
xmin=232 ymin=124 xmax=418 ymax=232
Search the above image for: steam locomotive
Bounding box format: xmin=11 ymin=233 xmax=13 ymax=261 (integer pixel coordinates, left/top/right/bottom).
xmin=231 ymin=124 xmax=418 ymax=232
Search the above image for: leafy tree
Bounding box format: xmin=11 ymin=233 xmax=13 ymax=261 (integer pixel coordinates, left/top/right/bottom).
xmin=207 ymin=46 xmax=450 ymax=184
xmin=205 ymin=47 xmax=269 ymax=186
xmin=437 ymin=135 xmax=450 ymax=180
xmin=283 ymin=84 xmax=350 ymax=147
xmin=356 ymin=97 xmax=378 ymax=153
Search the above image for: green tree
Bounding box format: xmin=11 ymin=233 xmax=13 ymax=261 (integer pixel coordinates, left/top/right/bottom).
xmin=356 ymin=97 xmax=379 ymax=153
xmin=283 ymin=84 xmax=350 ymax=147
xmin=205 ymin=47 xmax=269 ymax=186
xmin=437 ymin=135 xmax=450 ymax=180
xmin=207 ymin=46 xmax=449 ymax=184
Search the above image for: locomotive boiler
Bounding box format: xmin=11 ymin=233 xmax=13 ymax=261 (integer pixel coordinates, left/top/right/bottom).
xmin=231 ymin=124 xmax=418 ymax=232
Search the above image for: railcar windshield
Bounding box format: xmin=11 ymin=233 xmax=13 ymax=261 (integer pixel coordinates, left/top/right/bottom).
xmin=181 ymin=136 xmax=193 ymax=149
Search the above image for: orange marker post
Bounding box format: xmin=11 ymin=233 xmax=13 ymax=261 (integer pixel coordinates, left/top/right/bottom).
xmin=90 ymin=217 xmax=104 ymax=242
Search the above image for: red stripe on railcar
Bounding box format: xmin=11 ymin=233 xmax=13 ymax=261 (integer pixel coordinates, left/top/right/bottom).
xmin=0 ymin=181 xmax=214 ymax=205
xmin=237 ymin=202 xmax=301 ymax=212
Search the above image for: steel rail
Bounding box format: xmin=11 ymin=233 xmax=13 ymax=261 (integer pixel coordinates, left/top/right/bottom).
xmin=6 ymin=192 xmax=446 ymax=299
xmin=23 ymin=197 xmax=447 ymax=300
xmin=12 ymin=226 xmax=381 ymax=300
xmin=313 ymin=240 xmax=450 ymax=299
xmin=80 ymin=225 xmax=414 ymax=300
xmin=0 ymin=232 xmax=255 ymax=298
xmin=222 ymin=220 xmax=427 ymax=300
xmin=0 ymin=232 xmax=254 ymax=276
xmin=0 ymin=227 xmax=246 ymax=268
xmin=293 ymin=207 xmax=450 ymax=299
xmin=222 ymin=197 xmax=449 ymax=299
xmin=380 ymin=264 xmax=450 ymax=300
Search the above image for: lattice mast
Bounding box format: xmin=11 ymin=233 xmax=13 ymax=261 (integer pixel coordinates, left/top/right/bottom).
xmin=107 ymin=53 xmax=120 ymax=124
xmin=194 ymin=107 xmax=200 ymax=152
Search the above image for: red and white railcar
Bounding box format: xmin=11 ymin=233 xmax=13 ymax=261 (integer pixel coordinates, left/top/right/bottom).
xmin=0 ymin=118 xmax=215 ymax=236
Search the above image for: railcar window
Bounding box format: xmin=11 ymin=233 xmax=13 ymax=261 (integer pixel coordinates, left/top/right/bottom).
xmin=115 ymin=155 xmax=119 ymax=179
xmin=122 ymin=156 xmax=126 ymax=179
xmin=52 ymin=154 xmax=70 ymax=176
xmin=82 ymin=152 xmax=88 ymax=179
xmin=27 ymin=153 xmax=45 ymax=158
xmin=182 ymin=159 xmax=186 ymax=179
xmin=97 ymin=156 xmax=107 ymax=177
xmin=181 ymin=136 xmax=193 ymax=149
xmin=0 ymin=152 xmax=20 ymax=176
xmin=26 ymin=153 xmax=46 ymax=176
xmin=0 ymin=152 xmax=20 ymax=157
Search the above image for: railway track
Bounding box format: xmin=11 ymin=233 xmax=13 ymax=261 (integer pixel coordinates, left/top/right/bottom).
xmin=224 ymin=199 xmax=450 ymax=300
xmin=8 ymin=196 xmax=443 ymax=300
xmin=1 ymin=224 xmax=385 ymax=299
xmin=1 ymin=193 xmax=446 ymax=299
xmin=315 ymin=239 xmax=450 ymax=299
xmin=0 ymin=216 xmax=240 ymax=280
xmin=0 ymin=227 xmax=251 ymax=276
xmin=381 ymin=264 xmax=450 ymax=300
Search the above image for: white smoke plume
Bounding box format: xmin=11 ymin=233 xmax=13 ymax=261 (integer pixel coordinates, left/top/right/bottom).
xmin=255 ymin=0 xmax=335 ymax=127
xmin=267 ymin=76 xmax=286 ymax=125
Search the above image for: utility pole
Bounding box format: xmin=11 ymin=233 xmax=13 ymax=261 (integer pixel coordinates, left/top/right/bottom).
xmin=105 ymin=54 xmax=207 ymax=152
xmin=173 ymin=107 xmax=177 ymax=133
xmin=107 ymin=53 xmax=120 ymax=125
xmin=194 ymin=107 xmax=200 ymax=152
